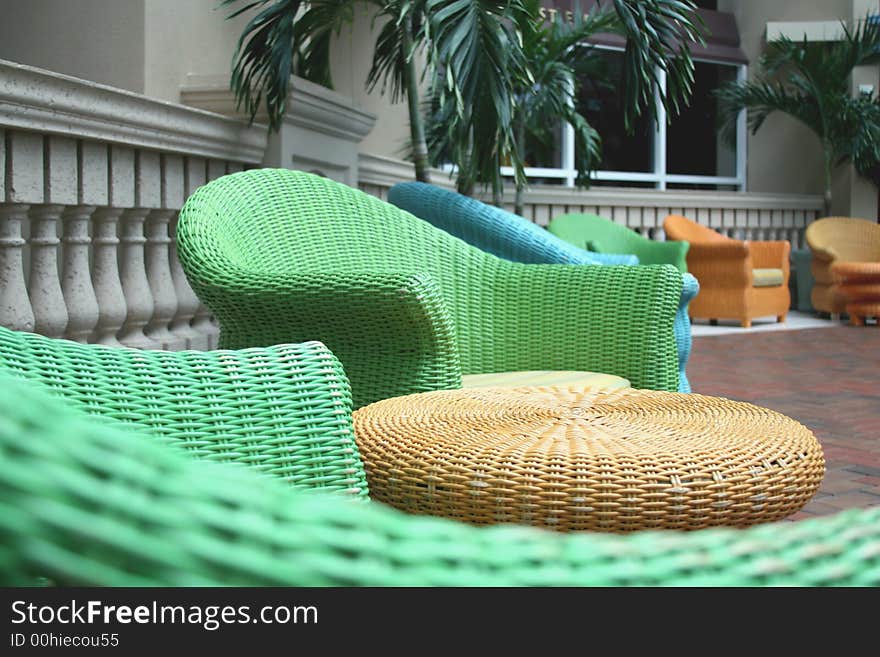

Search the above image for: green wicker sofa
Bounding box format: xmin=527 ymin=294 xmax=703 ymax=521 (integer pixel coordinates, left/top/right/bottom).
xmin=2 ymin=370 xmax=877 ymax=586
xmin=176 ymin=169 xmax=684 ymax=408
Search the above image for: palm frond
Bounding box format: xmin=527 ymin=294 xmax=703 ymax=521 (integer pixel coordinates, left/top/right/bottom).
xmin=609 ymin=0 xmax=704 ymax=129
xmin=715 ymin=79 xmax=821 ymax=144
xmin=426 ymin=0 xmax=532 ymax=195
xmin=366 ymin=1 xmax=429 ymax=102
xmin=222 ymin=0 xmax=307 ymax=130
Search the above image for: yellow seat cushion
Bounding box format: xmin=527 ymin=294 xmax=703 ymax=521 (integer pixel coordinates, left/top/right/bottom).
xmin=752 ymin=268 xmax=784 ymax=287
xmin=461 ymin=370 xmax=630 ymax=391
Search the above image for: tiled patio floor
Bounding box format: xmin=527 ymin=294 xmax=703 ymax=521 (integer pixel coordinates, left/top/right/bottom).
xmin=688 ymin=326 xmax=880 ymax=521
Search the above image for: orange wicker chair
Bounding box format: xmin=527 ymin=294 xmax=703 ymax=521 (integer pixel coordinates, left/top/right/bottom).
xmin=805 ymin=217 xmax=880 ymax=320
xmin=664 ymin=215 xmax=790 ymax=328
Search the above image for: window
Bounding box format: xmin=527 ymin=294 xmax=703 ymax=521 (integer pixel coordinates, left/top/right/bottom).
xmin=576 ymin=50 xmax=653 ymax=174
xmin=501 ymin=52 xmax=747 ymax=190
xmin=666 ymin=61 xmax=739 ymax=179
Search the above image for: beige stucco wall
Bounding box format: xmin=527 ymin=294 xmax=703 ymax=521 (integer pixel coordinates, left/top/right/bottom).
xmin=143 ymin=0 xmax=254 ymax=103
xmin=0 ymin=0 xmax=252 ymax=103
xmin=718 ymin=0 xmax=852 ymax=200
xmin=0 ymin=0 xmax=146 ymax=93
xmin=846 ymin=0 xmax=880 ymax=218
xmin=329 ymin=6 xmax=426 ymax=158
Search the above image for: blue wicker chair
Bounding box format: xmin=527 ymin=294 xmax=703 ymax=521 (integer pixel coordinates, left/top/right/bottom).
xmin=388 ymin=182 xmax=698 ymax=392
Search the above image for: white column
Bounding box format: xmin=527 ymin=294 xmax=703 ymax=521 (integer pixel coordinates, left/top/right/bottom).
xmin=144 ymin=208 xmax=183 ymax=349
xmin=0 ymin=204 xmax=35 ymax=332
xmin=60 ymin=205 xmax=100 ymax=342
xmin=169 ymin=216 xmax=207 ymax=350
xmin=90 ymin=208 xmax=127 ymax=346
xmin=653 ymin=67 xmax=668 ymax=191
xmin=27 ymin=204 xmax=68 ymax=338
xmin=118 ymin=207 xmax=160 ymax=349
xmin=736 ymin=65 xmax=748 ymax=192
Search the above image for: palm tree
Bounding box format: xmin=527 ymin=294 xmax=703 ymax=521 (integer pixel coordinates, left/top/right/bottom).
xmin=223 ymin=0 xmax=517 ymax=184
xmin=426 ymin=0 xmax=703 ymax=205
xmin=222 ymin=0 xmax=701 ymax=196
xmin=716 ymin=20 xmax=880 ymax=215
xmin=222 ymin=0 xmax=433 ymax=181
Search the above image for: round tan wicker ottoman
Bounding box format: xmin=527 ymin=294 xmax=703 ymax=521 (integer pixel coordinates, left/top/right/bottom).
xmin=832 ymin=261 xmax=880 ymax=325
xmin=354 ymin=387 xmax=825 ymax=532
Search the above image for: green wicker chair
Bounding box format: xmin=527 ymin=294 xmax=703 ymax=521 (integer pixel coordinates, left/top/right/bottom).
xmin=177 ymin=169 xmax=684 ymax=408
xmin=1 ymin=372 xmax=877 ymax=586
xmin=0 ymin=326 xmax=367 ymax=497
xmin=548 ymin=213 xmax=690 ymax=273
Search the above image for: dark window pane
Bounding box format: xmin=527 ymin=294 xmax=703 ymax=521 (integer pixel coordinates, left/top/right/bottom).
xmin=574 ymin=50 xmax=653 ymax=173
xmin=667 ymin=61 xmax=738 ymax=177
xmin=522 ymin=122 xmax=563 ymax=169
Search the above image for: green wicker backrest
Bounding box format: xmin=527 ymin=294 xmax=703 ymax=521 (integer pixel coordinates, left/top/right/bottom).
xmin=0 ymin=327 xmax=367 ymax=497
xmin=2 ymin=371 xmax=878 ymax=586
xmin=549 ymin=213 xmax=641 ymax=252
xmin=178 ymin=169 xmax=466 ymax=279
xmin=178 ymin=170 xmax=490 ymax=366
xmin=549 ymin=213 xmax=689 ymax=271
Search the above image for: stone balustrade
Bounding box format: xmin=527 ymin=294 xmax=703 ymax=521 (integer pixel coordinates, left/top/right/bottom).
xmin=0 ymin=58 xmax=826 ymax=351
xmin=0 ymin=60 xmax=267 ymax=348
xmin=358 ymin=153 xmax=825 ymax=248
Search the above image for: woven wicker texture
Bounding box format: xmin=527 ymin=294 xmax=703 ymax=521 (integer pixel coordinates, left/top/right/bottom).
xmin=388 ymin=182 xmax=637 ymax=265
xmin=831 ymin=261 xmax=880 ymax=325
xmin=807 ymin=217 xmax=880 ymax=314
xmin=354 ymin=386 xmax=824 ymax=532
xmin=387 ymin=181 xmax=697 ymax=393
xmin=0 ymin=326 xmax=367 ymax=496
xmin=664 ymin=214 xmax=790 ymax=328
xmin=177 ymin=170 xmax=684 ymax=408
xmin=461 ymin=370 xmax=629 ymax=390
xmin=548 ymin=212 xmax=689 ymax=273
xmin=2 ymin=373 xmax=876 ymax=586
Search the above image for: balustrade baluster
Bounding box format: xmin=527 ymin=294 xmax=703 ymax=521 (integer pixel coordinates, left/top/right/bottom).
xmin=169 ymin=216 xmax=207 ymax=349
xmin=28 ymin=204 xmax=68 ymax=338
xmin=192 ymin=303 xmax=218 ymax=349
xmin=90 ymin=207 xmax=127 ymax=346
xmin=0 ymin=204 xmax=35 ymax=332
xmin=144 ymin=208 xmax=183 ymax=349
xmin=118 ymin=208 xmax=159 ymax=349
xmin=60 ymin=205 xmax=99 ymax=342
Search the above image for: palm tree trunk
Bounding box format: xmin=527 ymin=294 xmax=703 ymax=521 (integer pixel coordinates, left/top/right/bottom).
xmin=822 ymin=143 xmax=833 ymax=216
xmin=403 ymin=25 xmax=430 ymax=183
xmin=492 ymin=151 xmax=503 ymax=206
xmin=514 ymin=119 xmax=526 ymax=215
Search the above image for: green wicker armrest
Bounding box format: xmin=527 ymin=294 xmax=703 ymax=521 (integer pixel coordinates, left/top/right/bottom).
xmin=479 ymin=263 xmax=682 ymax=391
xmin=1 ymin=373 xmax=877 ymax=587
xmin=185 ymin=269 xmax=462 ymax=409
xmin=0 ymin=327 xmax=367 ymax=496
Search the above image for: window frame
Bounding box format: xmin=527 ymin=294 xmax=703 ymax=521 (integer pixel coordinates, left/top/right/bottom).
xmin=498 ymin=47 xmax=748 ymax=191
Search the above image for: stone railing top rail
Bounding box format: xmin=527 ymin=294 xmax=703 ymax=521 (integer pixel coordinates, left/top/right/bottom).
xmin=357 ymin=153 xmax=825 ymax=211
xmin=181 ymin=73 xmax=376 ymax=143
xmin=0 ymin=59 xmax=267 ymax=163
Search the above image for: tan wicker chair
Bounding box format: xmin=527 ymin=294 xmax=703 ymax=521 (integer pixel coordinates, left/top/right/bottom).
xmin=664 ymin=214 xmax=790 ymax=328
xmin=805 ymin=217 xmax=880 ymax=317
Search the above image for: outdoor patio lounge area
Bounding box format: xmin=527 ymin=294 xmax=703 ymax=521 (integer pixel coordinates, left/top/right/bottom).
xmin=1 ymin=1 xmax=879 ymax=600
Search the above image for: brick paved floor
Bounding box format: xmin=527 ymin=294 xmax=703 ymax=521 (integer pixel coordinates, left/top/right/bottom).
xmin=688 ymin=326 xmax=880 ymax=520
